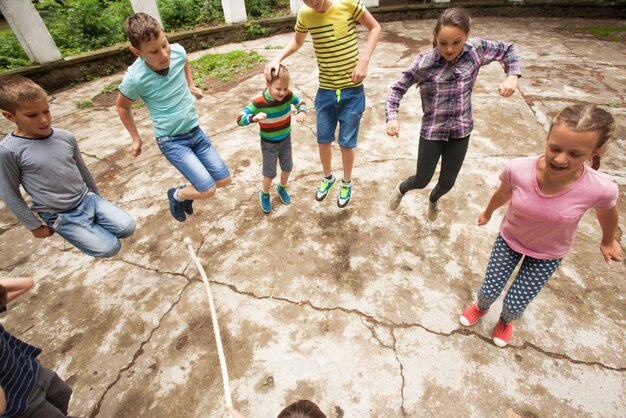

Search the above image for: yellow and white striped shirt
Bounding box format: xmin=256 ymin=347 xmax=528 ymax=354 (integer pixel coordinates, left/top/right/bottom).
xmin=295 ymin=0 xmax=365 ymax=90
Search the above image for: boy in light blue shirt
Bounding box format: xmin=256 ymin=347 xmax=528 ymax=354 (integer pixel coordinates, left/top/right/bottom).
xmin=116 ymin=13 xmax=231 ymax=222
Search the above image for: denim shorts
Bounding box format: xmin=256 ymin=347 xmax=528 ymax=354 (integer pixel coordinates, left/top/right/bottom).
xmin=39 ymin=192 xmax=135 ymax=258
xmin=314 ymin=85 xmax=365 ymax=149
xmin=156 ymin=126 xmax=230 ymax=192
xmin=260 ymin=138 xmax=293 ymax=179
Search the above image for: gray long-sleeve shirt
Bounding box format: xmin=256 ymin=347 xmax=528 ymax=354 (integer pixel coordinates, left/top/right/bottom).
xmin=0 ymin=129 xmax=99 ymax=230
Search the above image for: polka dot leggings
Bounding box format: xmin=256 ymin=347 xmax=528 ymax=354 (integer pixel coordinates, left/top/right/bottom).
xmin=477 ymin=235 xmax=562 ymax=324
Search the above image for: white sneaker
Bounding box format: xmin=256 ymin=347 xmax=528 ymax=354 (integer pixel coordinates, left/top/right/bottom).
xmin=388 ymin=181 xmax=404 ymax=210
xmin=428 ymin=200 xmax=440 ymax=222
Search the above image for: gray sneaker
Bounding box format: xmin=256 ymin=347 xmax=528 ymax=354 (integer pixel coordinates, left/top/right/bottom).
xmin=428 ymin=200 xmax=440 ymax=222
xmin=388 ymin=181 xmax=404 ymax=210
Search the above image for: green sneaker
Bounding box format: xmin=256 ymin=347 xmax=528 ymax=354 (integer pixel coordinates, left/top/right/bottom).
xmin=315 ymin=175 xmax=336 ymax=202
xmin=337 ymin=180 xmax=352 ymax=208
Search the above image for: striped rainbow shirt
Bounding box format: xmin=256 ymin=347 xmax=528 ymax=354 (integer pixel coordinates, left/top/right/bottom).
xmin=237 ymin=89 xmax=307 ymax=142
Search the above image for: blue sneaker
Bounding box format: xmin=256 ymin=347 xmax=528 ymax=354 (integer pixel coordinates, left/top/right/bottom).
xmin=175 ymin=185 xmax=194 ymax=215
xmin=315 ymin=175 xmax=336 ymax=202
xmin=183 ymin=199 xmax=194 ymax=215
xmin=167 ymin=188 xmax=187 ymax=222
xmin=337 ymin=180 xmax=352 ymax=208
xmin=276 ymin=185 xmax=291 ymax=205
xmin=260 ymin=191 xmax=271 ymax=213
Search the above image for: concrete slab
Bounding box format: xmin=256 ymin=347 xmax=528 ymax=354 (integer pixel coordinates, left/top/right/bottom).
xmin=0 ymin=17 xmax=624 ymax=418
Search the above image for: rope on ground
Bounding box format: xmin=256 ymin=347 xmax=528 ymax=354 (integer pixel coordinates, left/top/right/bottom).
xmin=184 ymin=237 xmax=233 ymax=407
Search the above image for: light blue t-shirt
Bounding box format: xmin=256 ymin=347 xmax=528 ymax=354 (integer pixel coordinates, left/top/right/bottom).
xmin=119 ymin=43 xmax=199 ymax=137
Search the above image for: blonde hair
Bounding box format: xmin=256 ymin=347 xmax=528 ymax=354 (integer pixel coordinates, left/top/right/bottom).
xmin=124 ymin=13 xmax=163 ymax=49
xmin=0 ymin=75 xmax=47 ymax=113
xmin=433 ymin=7 xmax=471 ymax=47
xmin=269 ymin=64 xmax=290 ymax=84
xmin=276 ymin=400 xmax=326 ymax=418
xmin=550 ymin=104 xmax=616 ymax=170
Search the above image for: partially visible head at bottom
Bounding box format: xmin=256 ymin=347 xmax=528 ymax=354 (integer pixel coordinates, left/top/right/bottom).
xmin=276 ymin=400 xmax=327 ymax=418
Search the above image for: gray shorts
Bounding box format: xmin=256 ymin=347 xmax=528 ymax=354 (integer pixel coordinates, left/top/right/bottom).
xmin=261 ymin=137 xmax=293 ymax=179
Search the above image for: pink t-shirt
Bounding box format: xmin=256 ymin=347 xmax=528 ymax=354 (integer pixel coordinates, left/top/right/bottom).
xmin=499 ymin=156 xmax=618 ymax=260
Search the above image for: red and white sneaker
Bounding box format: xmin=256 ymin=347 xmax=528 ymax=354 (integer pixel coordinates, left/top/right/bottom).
xmin=459 ymin=304 xmax=488 ymax=326
xmin=493 ymin=320 xmax=513 ymax=347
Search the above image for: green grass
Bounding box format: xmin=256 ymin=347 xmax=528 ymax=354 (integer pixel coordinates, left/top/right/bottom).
xmin=101 ymin=80 xmax=122 ymax=94
xmin=131 ymin=100 xmax=145 ymax=109
xmin=561 ymin=25 xmax=626 ymax=42
xmin=190 ymin=50 xmax=266 ymax=87
xmin=76 ymin=100 xmax=94 ymax=109
xmin=264 ymin=44 xmax=283 ymax=49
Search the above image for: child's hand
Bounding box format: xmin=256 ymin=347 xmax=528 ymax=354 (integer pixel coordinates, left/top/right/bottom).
xmin=386 ymin=120 xmax=399 ymax=137
xmin=253 ymin=113 xmax=267 ymax=122
xmin=190 ymin=85 xmax=204 ymax=99
xmin=31 ymin=225 xmax=54 ymax=238
xmin=498 ymin=75 xmax=518 ymax=97
xmin=128 ymin=138 xmax=142 ymax=157
xmin=477 ymin=211 xmax=491 ymax=226
xmin=351 ymin=60 xmax=369 ymax=83
xmin=600 ymin=240 xmax=623 ymax=263
xmin=225 ymin=405 xmax=247 ymax=418
xmin=294 ymin=111 xmax=306 ymax=124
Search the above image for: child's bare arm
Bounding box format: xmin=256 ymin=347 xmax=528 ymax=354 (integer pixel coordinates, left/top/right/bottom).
xmin=478 ymin=182 xmax=513 ymax=226
xmin=0 ymin=385 xmax=6 ymax=415
xmin=595 ymin=206 xmax=623 ymax=263
xmin=116 ymin=93 xmax=143 ymax=157
xmin=185 ymin=59 xmax=204 ymax=99
xmin=352 ymin=10 xmax=381 ymax=83
xmin=265 ymin=32 xmax=307 ymax=81
xmin=0 ymin=277 xmax=34 ymax=303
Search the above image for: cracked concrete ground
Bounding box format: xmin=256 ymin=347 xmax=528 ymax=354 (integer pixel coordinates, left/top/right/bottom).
xmin=1 ymin=17 xmax=625 ymax=418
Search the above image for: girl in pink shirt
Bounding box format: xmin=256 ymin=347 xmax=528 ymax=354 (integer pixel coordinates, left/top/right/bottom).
xmin=459 ymin=104 xmax=622 ymax=347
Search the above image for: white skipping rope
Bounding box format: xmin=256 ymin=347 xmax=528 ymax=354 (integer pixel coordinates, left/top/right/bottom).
xmin=184 ymin=237 xmax=233 ymax=407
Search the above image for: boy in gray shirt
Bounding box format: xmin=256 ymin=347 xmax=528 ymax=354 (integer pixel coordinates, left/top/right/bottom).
xmin=0 ymin=75 xmax=135 ymax=258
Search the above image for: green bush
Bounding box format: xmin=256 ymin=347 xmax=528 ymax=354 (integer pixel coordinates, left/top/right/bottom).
xmin=158 ymin=0 xmax=224 ymax=30
xmin=36 ymin=0 xmax=131 ymax=56
xmin=1 ymin=0 xmax=284 ymax=72
xmin=241 ymin=22 xmax=270 ymax=41
xmin=0 ymin=30 xmax=31 ymax=71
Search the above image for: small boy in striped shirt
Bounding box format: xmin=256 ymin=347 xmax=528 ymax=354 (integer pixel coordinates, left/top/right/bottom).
xmin=237 ymin=65 xmax=307 ymax=213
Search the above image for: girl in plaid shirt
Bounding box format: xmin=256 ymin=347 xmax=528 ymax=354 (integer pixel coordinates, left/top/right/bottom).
xmin=385 ymin=7 xmax=522 ymax=221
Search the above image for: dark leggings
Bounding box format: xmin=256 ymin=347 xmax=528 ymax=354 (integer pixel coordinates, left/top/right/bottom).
xmin=399 ymin=135 xmax=470 ymax=202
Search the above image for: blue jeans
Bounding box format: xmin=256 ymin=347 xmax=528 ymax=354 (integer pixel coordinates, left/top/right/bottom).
xmin=156 ymin=126 xmax=230 ymax=192
xmin=39 ymin=192 xmax=135 ymax=258
xmin=315 ymin=85 xmax=365 ymax=149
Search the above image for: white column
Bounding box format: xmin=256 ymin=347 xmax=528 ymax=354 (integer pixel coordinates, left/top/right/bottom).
xmin=221 ymin=0 xmax=248 ymax=24
xmin=0 ymin=0 xmax=62 ymax=64
xmin=129 ymin=0 xmax=163 ymax=27
xmin=290 ymin=0 xmax=303 ymax=15
xmin=430 ymin=0 xmax=450 ymax=3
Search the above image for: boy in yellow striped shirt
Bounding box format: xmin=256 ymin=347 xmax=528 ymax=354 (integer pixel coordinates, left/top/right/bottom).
xmin=265 ymin=0 xmax=381 ymax=208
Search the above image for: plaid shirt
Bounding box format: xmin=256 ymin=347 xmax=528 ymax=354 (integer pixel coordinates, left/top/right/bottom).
xmin=385 ymin=37 xmax=522 ymax=141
